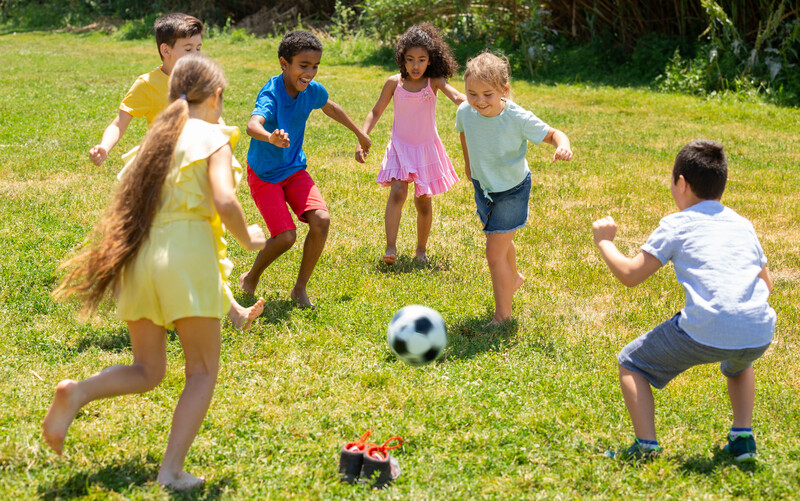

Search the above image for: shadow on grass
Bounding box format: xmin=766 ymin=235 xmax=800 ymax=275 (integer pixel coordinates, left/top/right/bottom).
xmin=75 ymin=328 xmax=130 ymax=353
xmin=677 ymin=446 xmax=761 ymax=475
xmin=444 ymin=312 xmax=519 ymax=361
xmin=374 ymin=254 xmax=451 ymax=274
xmin=38 ymin=454 xmax=236 ymax=499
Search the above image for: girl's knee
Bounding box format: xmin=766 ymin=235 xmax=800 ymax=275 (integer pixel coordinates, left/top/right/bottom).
xmin=135 ymin=361 xmax=166 ymax=391
xmin=389 ymin=183 xmax=408 ymax=203
xmin=414 ymin=195 xmax=432 ymax=215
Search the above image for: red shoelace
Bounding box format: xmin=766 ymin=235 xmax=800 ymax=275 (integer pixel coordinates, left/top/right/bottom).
xmin=365 ymin=436 xmax=404 ymax=460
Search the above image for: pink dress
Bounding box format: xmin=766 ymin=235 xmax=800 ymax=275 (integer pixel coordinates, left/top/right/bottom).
xmin=376 ymin=78 xmax=459 ymax=196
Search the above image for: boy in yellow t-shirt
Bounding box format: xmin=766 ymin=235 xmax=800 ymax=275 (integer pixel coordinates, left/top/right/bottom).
xmin=89 ymin=13 xmax=203 ymax=166
xmin=89 ymin=13 xmax=265 ymax=330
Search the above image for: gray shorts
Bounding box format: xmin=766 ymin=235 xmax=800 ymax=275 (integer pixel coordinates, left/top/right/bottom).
xmin=618 ymin=314 xmax=770 ymax=389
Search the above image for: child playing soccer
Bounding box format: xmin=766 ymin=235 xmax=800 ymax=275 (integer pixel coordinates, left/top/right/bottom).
xmin=455 ymin=51 xmax=572 ymax=325
xmin=43 ymin=54 xmax=266 ymax=491
xmin=89 ymin=12 xmax=264 ymax=329
xmin=356 ymin=23 xmax=464 ymax=264
xmin=239 ymin=30 xmax=371 ymax=307
xmin=89 ymin=13 xmax=203 ymax=166
xmin=592 ymin=139 xmax=775 ymax=460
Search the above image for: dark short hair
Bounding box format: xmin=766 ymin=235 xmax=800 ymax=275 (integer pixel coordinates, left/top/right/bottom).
xmin=154 ymin=13 xmax=203 ymax=58
xmin=673 ymin=139 xmax=728 ymax=200
xmin=278 ymin=30 xmax=323 ymax=62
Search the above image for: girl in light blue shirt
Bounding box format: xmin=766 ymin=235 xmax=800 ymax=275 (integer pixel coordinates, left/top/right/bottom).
xmin=455 ymin=51 xmax=573 ymax=325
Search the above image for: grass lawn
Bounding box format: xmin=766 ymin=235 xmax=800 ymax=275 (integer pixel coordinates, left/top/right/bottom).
xmin=0 ymin=30 xmax=798 ymax=499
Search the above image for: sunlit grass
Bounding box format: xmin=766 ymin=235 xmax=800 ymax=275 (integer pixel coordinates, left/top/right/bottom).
xmin=1 ymin=31 xmax=799 ymax=499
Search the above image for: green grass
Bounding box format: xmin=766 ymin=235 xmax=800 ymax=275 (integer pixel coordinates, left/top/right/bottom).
xmin=1 ymin=31 xmax=799 ymax=499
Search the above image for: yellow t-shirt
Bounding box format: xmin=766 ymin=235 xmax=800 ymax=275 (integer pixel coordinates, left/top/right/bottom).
xmin=119 ymin=66 xmax=169 ymax=126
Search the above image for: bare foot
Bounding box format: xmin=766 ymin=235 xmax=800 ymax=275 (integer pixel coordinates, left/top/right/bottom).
xmin=42 ymin=380 xmax=83 ymax=455
xmin=486 ymin=315 xmax=513 ymax=328
xmin=514 ymin=272 xmax=525 ymax=291
xmin=381 ymin=253 xmax=396 ymax=265
xmin=239 ymin=272 xmax=256 ymax=298
xmin=290 ymin=287 xmax=315 ymax=309
xmin=229 ymin=297 xmax=265 ymax=331
xmin=414 ymin=250 xmax=429 ymax=263
xmin=157 ymin=470 xmax=205 ymax=491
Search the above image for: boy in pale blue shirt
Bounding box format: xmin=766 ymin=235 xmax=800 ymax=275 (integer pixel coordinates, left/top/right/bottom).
xmin=592 ymin=139 xmax=775 ymax=461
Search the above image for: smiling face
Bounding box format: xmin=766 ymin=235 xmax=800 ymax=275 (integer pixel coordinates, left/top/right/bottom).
xmin=403 ymin=46 xmax=430 ymax=81
xmin=465 ymin=76 xmax=509 ymax=117
xmin=280 ymin=50 xmax=322 ymax=98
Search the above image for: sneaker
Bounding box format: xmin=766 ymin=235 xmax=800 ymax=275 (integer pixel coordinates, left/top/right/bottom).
xmin=338 ymin=431 xmax=375 ymax=484
xmin=359 ymin=436 xmax=403 ymax=489
xmin=724 ymin=433 xmax=757 ymax=462
xmin=605 ymin=439 xmax=661 ymax=461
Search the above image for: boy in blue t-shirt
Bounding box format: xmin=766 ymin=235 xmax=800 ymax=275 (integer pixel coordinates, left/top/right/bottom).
xmin=592 ymin=139 xmax=775 ymax=461
xmin=240 ymin=31 xmax=371 ymax=308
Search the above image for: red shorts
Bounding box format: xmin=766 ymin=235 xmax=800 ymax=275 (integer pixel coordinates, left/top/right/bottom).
xmin=247 ymin=166 xmax=328 ymax=238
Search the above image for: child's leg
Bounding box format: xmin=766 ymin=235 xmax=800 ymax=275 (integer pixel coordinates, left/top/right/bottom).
xmin=413 ymin=194 xmax=432 ymax=262
xmin=485 ymin=230 xmax=518 ymax=323
xmin=618 ymin=365 xmax=658 ymax=442
xmin=42 ymin=318 xmax=167 ymax=454
xmin=506 ymin=239 xmax=524 ymax=290
xmin=383 ymin=180 xmax=408 ymax=264
xmin=291 ymin=209 xmax=330 ymax=307
xmin=727 ymin=365 xmax=755 ymax=429
xmin=157 ymin=316 xmax=221 ymax=491
xmin=240 ymin=230 xmax=296 ymax=296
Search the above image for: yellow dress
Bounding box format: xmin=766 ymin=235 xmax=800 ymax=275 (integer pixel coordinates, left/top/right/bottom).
xmin=116 ymin=119 xmax=242 ymax=329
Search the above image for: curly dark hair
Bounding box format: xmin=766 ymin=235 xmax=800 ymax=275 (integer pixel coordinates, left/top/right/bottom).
xmin=278 ymin=30 xmax=323 ymax=62
xmin=395 ymin=23 xmax=458 ymax=80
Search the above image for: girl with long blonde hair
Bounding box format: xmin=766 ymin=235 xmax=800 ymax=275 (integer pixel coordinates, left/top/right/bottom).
xmin=43 ymin=54 xmax=266 ymax=491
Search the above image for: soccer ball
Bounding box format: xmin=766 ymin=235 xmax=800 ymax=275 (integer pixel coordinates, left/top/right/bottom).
xmin=387 ymin=305 xmax=447 ymax=366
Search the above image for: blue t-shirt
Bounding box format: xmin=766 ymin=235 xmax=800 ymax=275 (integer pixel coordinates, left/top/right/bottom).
xmin=642 ymin=200 xmax=775 ymax=349
xmin=246 ymin=74 xmax=329 ymax=183
xmin=454 ymin=99 xmax=549 ymax=194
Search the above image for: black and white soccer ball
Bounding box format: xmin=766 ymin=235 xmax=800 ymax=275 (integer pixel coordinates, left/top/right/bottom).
xmin=387 ymin=305 xmax=447 ymax=366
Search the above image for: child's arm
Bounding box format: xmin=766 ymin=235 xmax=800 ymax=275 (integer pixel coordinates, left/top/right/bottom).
xmin=208 ymin=143 xmax=266 ymax=251
xmin=459 ymin=132 xmax=471 ymax=179
xmin=245 ymin=115 xmax=290 ymax=147
xmin=432 ymin=77 xmax=466 ymax=106
xmin=542 ymin=127 xmax=573 ymax=162
xmin=592 ymin=216 xmax=662 ymax=287
xmin=759 ymin=265 xmax=773 ymax=293
xmin=356 ymin=76 xmax=398 ymax=162
xmin=89 ymin=111 xmax=134 ymax=166
xmin=321 ymin=99 xmax=371 ymax=163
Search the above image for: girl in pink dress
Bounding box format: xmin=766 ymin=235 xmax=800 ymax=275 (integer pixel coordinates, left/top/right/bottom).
xmin=356 ymin=23 xmax=464 ymax=264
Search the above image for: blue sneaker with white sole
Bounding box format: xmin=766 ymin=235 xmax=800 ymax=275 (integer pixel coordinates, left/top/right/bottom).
xmin=724 ymin=433 xmax=757 ymax=462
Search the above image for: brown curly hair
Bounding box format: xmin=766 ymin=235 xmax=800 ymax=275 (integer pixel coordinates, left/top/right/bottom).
xmin=53 ymin=54 xmax=227 ymax=316
xmin=395 ymin=23 xmax=458 ymax=80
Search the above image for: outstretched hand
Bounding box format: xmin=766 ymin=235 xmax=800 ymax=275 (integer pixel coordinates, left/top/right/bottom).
xmin=89 ymin=145 xmax=108 ymax=166
xmin=355 ymin=145 xmax=368 ymax=163
xmin=552 ymin=145 xmax=573 ymax=162
xmin=592 ymin=216 xmax=617 ymax=245
xmin=269 ymin=129 xmax=290 ymax=148
xmin=245 ymin=224 xmax=267 ymax=251
xmin=355 ymin=134 xmax=371 ymax=164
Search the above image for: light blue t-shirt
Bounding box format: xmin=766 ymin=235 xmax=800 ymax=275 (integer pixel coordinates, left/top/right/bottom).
xmin=246 ymin=75 xmax=329 ymax=183
xmin=642 ymin=200 xmax=775 ymax=349
xmin=454 ymin=99 xmax=549 ymax=194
